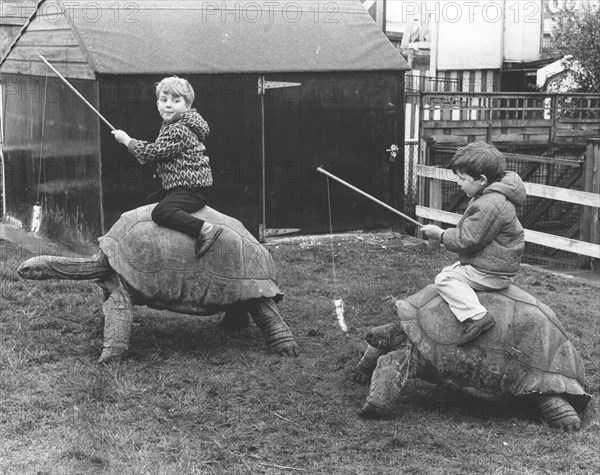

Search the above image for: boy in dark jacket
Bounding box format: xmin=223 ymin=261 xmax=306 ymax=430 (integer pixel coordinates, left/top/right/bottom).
xmin=112 ymin=77 xmax=222 ymax=257
xmin=421 ymin=142 xmax=527 ymax=345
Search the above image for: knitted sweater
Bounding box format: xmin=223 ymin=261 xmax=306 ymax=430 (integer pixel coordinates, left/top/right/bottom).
xmin=128 ymin=109 xmax=213 ymax=190
xmin=442 ymin=171 xmax=527 ymax=276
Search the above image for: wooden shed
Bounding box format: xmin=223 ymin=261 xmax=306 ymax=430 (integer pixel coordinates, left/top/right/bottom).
xmin=0 ymin=0 xmax=409 ymax=241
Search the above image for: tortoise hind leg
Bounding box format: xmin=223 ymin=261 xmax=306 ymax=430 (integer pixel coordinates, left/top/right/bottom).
xmin=246 ymin=298 xmax=298 ymax=357
xmin=97 ymin=275 xmax=133 ymax=363
xmin=538 ymin=395 xmax=581 ymax=431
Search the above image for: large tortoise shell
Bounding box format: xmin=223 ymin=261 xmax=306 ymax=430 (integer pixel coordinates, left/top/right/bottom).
xmin=98 ymin=204 xmax=281 ymax=314
xmin=395 ymin=285 xmax=590 ymax=407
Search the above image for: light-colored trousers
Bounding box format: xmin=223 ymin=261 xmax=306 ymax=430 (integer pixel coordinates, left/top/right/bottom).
xmin=434 ymin=262 xmax=514 ymax=322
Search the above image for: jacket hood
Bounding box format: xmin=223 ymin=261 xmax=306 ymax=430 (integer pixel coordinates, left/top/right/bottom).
xmin=165 ymin=109 xmax=206 ymax=140
xmin=483 ymin=171 xmax=527 ymax=205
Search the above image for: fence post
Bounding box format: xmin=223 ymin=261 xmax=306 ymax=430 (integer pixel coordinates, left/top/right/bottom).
xmin=424 ymin=140 xmax=442 ymax=250
xmin=579 ymin=139 xmax=600 ymax=269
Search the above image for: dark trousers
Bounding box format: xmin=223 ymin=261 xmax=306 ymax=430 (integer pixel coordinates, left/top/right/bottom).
xmin=148 ymin=187 xmax=210 ymax=238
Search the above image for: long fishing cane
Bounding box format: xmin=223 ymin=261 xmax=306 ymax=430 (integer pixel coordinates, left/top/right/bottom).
xmin=316 ymin=167 xmax=423 ymax=228
xmin=38 ymin=54 xmax=117 ymax=131
xmin=317 ymin=167 xmax=424 ymax=332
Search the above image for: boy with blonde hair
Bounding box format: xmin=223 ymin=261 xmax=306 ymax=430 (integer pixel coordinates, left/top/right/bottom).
xmin=112 ymin=77 xmax=222 ymax=257
xmin=421 ymin=142 xmax=527 ymax=345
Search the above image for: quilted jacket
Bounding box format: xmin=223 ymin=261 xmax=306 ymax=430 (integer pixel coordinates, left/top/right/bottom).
xmin=128 ymin=109 xmax=212 ymax=190
xmin=442 ymin=171 xmax=527 ymax=276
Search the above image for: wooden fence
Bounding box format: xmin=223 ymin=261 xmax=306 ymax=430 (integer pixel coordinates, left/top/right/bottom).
xmin=420 ymin=92 xmax=600 ymax=145
xmin=413 ymin=92 xmax=600 ymax=269
xmin=416 ymin=139 xmax=600 ymax=269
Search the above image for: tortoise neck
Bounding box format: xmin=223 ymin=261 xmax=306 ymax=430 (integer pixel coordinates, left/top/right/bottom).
xmin=41 ymin=253 xmax=113 ymax=280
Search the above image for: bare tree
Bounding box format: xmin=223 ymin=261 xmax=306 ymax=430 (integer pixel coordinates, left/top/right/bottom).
xmin=552 ymin=4 xmax=600 ymax=92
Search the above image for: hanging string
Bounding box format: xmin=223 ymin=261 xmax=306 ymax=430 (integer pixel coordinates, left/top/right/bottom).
xmin=31 ymin=73 xmax=49 ymax=234
xmin=326 ymin=176 xmax=347 ymax=333
xmin=36 ymin=73 xmax=49 ymax=203
xmin=326 ymin=176 xmax=338 ymax=295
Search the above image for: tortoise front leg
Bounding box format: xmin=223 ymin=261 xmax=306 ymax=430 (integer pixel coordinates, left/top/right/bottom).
xmin=538 ymin=395 xmax=582 ymax=431
xmin=353 ymin=344 xmax=387 ymax=385
xmin=360 ymin=345 xmax=416 ymax=418
xmin=365 ymin=322 xmax=407 ymax=352
xmin=246 ymin=298 xmax=298 ymax=357
xmin=97 ymin=275 xmax=133 ymax=363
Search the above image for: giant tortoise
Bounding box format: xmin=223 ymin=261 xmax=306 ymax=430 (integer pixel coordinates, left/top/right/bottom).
xmin=354 ymin=284 xmax=590 ymax=431
xmin=17 ymin=205 xmax=298 ymax=362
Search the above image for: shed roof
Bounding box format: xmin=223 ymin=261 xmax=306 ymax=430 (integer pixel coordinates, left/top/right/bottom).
xmin=1 ymin=0 xmax=409 ymax=79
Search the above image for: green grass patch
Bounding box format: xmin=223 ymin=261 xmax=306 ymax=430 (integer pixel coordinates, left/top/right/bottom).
xmin=1 ymin=234 xmax=598 ymax=474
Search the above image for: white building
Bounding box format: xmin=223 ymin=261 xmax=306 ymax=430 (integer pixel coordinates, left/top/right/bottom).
xmin=363 ymin=0 xmax=599 ymax=92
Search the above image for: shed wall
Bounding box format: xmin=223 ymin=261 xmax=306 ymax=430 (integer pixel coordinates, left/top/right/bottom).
xmin=99 ymin=71 xmax=405 ymax=237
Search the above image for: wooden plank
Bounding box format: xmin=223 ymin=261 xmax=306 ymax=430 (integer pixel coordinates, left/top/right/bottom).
xmin=523 ymin=229 xmax=600 ymax=259
xmin=432 ymin=147 xmax=583 ymax=167
xmin=25 ymin=18 xmax=71 ymax=31
xmin=7 ymin=46 xmax=88 ymax=63
xmin=491 ymin=134 xmax=549 ymax=143
xmin=496 ymin=127 xmax=554 ymax=134
xmin=556 ymin=129 xmax=600 ymax=138
xmin=421 ymin=135 xmax=473 ymax=144
xmin=556 ymin=123 xmax=600 ymax=131
xmin=505 ymin=154 xmax=582 ymax=167
xmin=424 ymin=129 xmax=488 ymax=138
xmin=416 ymin=206 xmax=600 ymax=258
xmin=421 ymin=92 xmax=600 ymax=99
xmin=1 ymin=59 xmax=95 ymax=79
xmin=422 ymin=119 xmax=553 ymax=129
xmin=525 ymin=181 xmax=600 ymax=207
xmin=16 ymin=31 xmax=78 ymax=46
xmin=557 ymin=119 xmax=600 ymax=124
xmin=435 ymin=127 xmax=491 ymax=136
xmin=415 ymin=164 xmax=600 ymax=207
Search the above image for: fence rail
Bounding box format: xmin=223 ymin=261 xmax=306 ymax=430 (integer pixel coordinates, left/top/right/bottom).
xmin=415 ymin=165 xmax=600 ymax=259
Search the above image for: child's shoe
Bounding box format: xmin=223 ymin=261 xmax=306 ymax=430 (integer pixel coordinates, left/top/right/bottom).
xmin=457 ymin=313 xmax=495 ymax=346
xmin=195 ymin=224 xmax=223 ymax=257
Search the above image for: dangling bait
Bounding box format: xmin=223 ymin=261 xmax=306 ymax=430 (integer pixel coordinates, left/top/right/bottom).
xmin=326 ymin=176 xmax=347 ymax=333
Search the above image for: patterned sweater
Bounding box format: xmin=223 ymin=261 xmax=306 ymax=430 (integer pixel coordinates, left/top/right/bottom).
xmin=442 ymin=171 xmax=527 ymax=276
xmin=127 ymin=109 xmax=213 ymax=190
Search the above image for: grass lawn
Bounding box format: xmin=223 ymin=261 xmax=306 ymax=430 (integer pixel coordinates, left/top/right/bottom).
xmin=1 ymin=233 xmax=598 ymax=474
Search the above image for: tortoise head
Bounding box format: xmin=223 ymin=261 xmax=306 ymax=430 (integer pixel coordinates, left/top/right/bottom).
xmin=18 ymin=253 xmax=113 ymax=280
xmin=366 ymin=322 xmax=407 ymax=351
xmin=17 ymin=256 xmax=58 ymax=280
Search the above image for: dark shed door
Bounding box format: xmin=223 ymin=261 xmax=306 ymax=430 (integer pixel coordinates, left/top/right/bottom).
xmin=262 ymin=72 xmax=405 ymax=236
xmin=262 ymin=78 xmax=303 ymax=238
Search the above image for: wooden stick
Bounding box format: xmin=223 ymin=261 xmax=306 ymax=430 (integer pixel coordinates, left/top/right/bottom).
xmin=316 ymin=167 xmax=423 ymax=227
xmin=38 ymin=54 xmax=116 ymax=131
